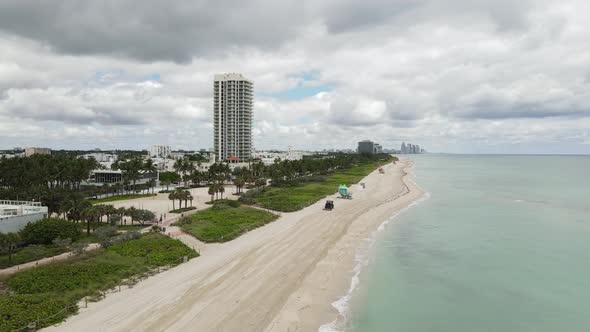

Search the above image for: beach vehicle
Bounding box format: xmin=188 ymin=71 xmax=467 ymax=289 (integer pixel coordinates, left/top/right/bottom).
xmin=378 ymin=167 xmax=385 ymax=174
xmin=338 ymin=184 xmax=352 ymax=199
xmin=324 ymin=200 xmax=334 ymax=210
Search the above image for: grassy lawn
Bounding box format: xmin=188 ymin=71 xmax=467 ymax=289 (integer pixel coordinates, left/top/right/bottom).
xmin=0 ymin=232 xmax=103 ymax=269
xmin=251 ymin=158 xmax=393 ymax=212
xmin=169 ymin=206 xmax=197 ymax=214
xmin=116 ymin=224 xmax=148 ymax=231
xmin=174 ymin=203 xmax=278 ymax=243
xmin=90 ymin=194 xmax=157 ymax=204
xmin=0 ymin=233 xmax=197 ymax=331
xmin=0 ymin=245 xmax=68 ymax=269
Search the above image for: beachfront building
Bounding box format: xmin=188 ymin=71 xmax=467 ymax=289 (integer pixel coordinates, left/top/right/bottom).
xmin=374 ymin=143 xmax=383 ymax=154
xmin=0 ymin=200 xmax=48 ymax=233
xmin=358 ymin=140 xmax=383 ymax=154
xmin=87 ymin=170 xmax=156 ymax=186
xmin=24 ymin=147 xmax=51 ymax=157
xmin=150 ymin=145 xmax=172 ymax=158
xmin=213 ymin=73 xmax=253 ymax=163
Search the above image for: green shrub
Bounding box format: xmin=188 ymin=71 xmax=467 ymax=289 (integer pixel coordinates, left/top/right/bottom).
xmin=107 ymin=233 xmax=196 ymax=266
xmin=0 ymin=294 xmax=75 ymax=331
xmin=238 ymin=196 xmax=256 ymax=205
xmin=8 ymin=260 xmax=131 ymax=294
xmin=206 ymin=199 xmax=241 ymax=208
xmin=169 ymin=206 xmax=197 ymax=214
xmin=94 ymin=226 xmax=118 ymax=248
xmin=0 ymin=244 xmax=68 ymax=269
xmin=238 ymin=189 xmax=263 ymax=205
xmin=20 ymin=218 xmax=81 ymax=245
xmin=226 ymin=200 xmax=241 ymax=208
xmin=2 ymin=233 xmax=197 ymax=331
xmin=211 ymin=199 xmax=241 ymax=208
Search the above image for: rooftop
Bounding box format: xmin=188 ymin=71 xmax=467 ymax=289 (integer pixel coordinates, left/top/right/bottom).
xmin=0 ymin=200 xmax=48 ymax=220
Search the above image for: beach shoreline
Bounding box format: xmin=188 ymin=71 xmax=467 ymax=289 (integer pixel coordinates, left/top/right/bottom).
xmin=44 ymin=159 xmax=423 ymax=332
xmin=265 ymin=160 xmax=425 ymax=332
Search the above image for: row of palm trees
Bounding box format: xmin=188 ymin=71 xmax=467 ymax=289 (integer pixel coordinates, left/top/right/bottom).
xmin=165 ymin=153 xmax=388 ymax=200
xmin=112 ymin=157 xmax=158 ymax=193
xmin=61 ymin=198 xmax=156 ymax=234
xmin=167 ymin=189 xmax=194 ymax=210
xmin=207 ymin=184 xmax=226 ymax=202
xmin=0 ymin=154 xmax=99 ymax=192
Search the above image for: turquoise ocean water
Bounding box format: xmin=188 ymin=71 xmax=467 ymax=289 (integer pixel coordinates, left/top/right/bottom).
xmin=346 ymin=154 xmax=590 ymax=332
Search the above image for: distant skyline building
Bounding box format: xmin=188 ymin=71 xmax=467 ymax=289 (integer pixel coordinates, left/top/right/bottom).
xmin=213 ymin=73 xmax=253 ymax=162
xmin=401 ymin=142 xmax=422 ymax=154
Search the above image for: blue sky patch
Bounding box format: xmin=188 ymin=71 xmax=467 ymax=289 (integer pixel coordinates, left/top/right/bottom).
xmin=145 ymin=73 xmax=161 ymax=82
xmin=261 ymin=71 xmax=335 ymax=100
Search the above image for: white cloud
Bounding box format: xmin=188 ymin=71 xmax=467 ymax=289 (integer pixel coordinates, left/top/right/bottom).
xmin=0 ymin=0 xmax=589 ymax=153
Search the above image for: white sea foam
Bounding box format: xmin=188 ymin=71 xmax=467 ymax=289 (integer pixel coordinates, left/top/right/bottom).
xmin=319 ymin=191 xmax=431 ymax=332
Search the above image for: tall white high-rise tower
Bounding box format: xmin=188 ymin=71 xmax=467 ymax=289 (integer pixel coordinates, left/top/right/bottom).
xmin=213 ymin=73 xmax=253 ymax=162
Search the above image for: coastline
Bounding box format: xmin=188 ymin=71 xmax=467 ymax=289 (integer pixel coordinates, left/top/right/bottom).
xmin=265 ymin=160 xmax=425 ymax=332
xmin=44 ymin=159 xmax=423 ymax=332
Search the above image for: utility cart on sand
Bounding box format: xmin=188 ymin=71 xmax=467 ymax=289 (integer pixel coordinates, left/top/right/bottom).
xmin=324 ymin=200 xmax=334 ymax=210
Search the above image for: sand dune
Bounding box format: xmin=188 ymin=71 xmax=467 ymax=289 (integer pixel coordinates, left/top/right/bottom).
xmin=44 ymin=159 xmax=423 ymax=332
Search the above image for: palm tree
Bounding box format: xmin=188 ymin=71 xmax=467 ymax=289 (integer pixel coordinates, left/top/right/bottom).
xmin=93 ymin=204 xmax=105 ymax=226
xmin=117 ymin=157 xmax=143 ymax=192
xmin=190 ymin=170 xmax=203 ymax=187
xmin=173 ymin=189 xmax=185 ymax=209
xmin=143 ymin=159 xmax=157 ymax=193
xmin=116 ymin=207 xmax=127 ymax=225
xmin=161 ymin=178 xmax=172 ymax=191
xmin=63 ymin=193 xmax=91 ymax=223
xmin=173 ymin=158 xmax=183 ymax=178
xmin=208 ymin=185 xmax=216 ymax=202
xmin=178 ymin=190 xmax=190 ymax=209
xmin=168 ymin=191 xmax=177 ymax=210
xmin=82 ymin=206 xmax=98 ymax=235
xmin=103 ymin=205 xmax=116 ymax=225
xmin=233 ymin=177 xmax=245 ymax=194
xmin=127 ymin=206 xmax=137 ymax=225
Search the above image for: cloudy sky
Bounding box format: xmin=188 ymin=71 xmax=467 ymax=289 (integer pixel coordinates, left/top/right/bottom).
xmin=1 ymin=0 xmax=590 ymax=154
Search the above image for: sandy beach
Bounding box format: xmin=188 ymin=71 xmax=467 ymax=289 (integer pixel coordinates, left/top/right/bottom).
xmin=44 ymin=159 xmax=423 ymax=332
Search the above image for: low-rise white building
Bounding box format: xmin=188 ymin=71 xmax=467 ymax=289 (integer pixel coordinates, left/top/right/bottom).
xmin=0 ymin=200 xmax=48 ymax=233
xmin=81 ymin=153 xmax=118 ymax=169
xmin=150 ymin=145 xmax=171 ymax=158
xmin=81 ymin=153 xmax=117 ymax=163
xmin=253 ymin=148 xmax=309 ymax=165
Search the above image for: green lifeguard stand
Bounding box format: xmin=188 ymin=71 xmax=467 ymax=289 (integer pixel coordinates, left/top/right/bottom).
xmin=338 ymin=184 xmax=352 ymax=199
